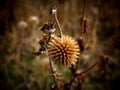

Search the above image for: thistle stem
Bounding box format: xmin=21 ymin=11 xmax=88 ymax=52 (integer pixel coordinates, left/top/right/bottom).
xmin=54 ymin=12 xmax=63 ymax=38
xmin=49 ymin=58 xmax=58 ymax=87
xmin=77 ymin=0 xmax=87 ymax=70
xmin=80 ymin=0 xmax=87 ymax=36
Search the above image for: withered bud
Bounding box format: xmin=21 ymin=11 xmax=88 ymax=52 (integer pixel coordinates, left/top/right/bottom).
xmin=40 ymin=23 xmax=55 ymax=34
xmin=77 ymin=37 xmax=86 ymax=53
xmin=83 ymin=19 xmax=88 ymax=34
xmin=50 ymin=8 xmax=56 ymax=15
xmin=34 ymin=34 xmax=49 ymax=56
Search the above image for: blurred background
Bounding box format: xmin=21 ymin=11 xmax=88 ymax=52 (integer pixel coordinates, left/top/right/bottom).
xmin=0 ymin=0 xmax=120 ymax=90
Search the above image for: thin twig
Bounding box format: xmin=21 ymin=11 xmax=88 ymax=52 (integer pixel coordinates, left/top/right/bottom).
xmin=78 ymin=60 xmax=99 ymax=75
xmin=77 ymin=53 xmax=83 ymax=70
xmin=54 ymin=10 xmax=63 ymax=38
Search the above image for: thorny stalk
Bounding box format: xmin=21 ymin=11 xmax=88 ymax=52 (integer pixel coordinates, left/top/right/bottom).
xmin=77 ymin=0 xmax=87 ymax=70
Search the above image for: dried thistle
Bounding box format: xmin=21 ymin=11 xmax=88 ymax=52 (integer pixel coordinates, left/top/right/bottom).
xmin=48 ymin=34 xmax=80 ymax=67
xmin=34 ymin=34 xmax=49 ymax=55
xmin=40 ymin=22 xmax=55 ymax=34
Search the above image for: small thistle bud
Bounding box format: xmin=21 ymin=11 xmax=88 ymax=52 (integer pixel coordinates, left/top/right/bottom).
xmin=48 ymin=35 xmax=80 ymax=67
xmin=50 ymin=8 xmax=56 ymax=15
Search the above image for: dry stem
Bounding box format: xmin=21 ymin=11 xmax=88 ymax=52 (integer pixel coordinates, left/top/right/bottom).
xmin=78 ymin=60 xmax=99 ymax=75
xmin=54 ymin=10 xmax=63 ymax=39
xmin=77 ymin=0 xmax=87 ymax=70
xmin=80 ymin=0 xmax=87 ymax=36
xmin=49 ymin=58 xmax=58 ymax=88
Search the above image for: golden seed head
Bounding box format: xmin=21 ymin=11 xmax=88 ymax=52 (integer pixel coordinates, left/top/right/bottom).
xmin=48 ymin=34 xmax=80 ymax=67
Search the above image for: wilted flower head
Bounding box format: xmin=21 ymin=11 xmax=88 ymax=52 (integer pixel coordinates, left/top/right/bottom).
xmin=48 ymin=34 xmax=80 ymax=67
xmin=40 ymin=23 xmax=55 ymax=34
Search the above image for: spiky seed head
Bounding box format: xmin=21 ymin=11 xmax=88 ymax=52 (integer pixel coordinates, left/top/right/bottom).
xmin=48 ymin=35 xmax=80 ymax=67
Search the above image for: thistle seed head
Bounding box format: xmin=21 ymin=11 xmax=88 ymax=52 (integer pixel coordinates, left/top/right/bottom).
xmin=48 ymin=35 xmax=80 ymax=67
